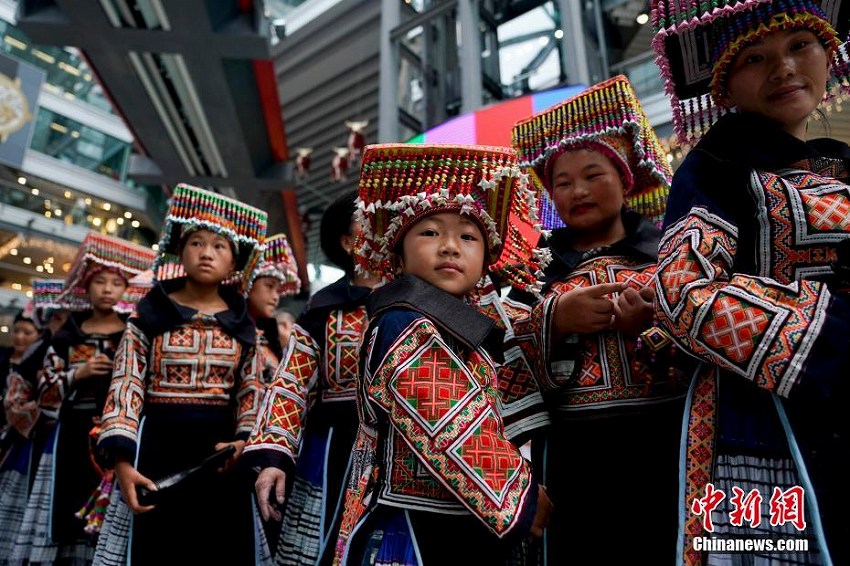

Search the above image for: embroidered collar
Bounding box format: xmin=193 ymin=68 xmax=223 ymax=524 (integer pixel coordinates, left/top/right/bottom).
xmin=52 ymin=310 xmax=127 ymax=347
xmin=134 ymin=277 xmax=256 ymax=345
xmin=367 ymin=274 xmax=503 ymax=354
xmin=541 ymin=209 xmax=660 ymax=292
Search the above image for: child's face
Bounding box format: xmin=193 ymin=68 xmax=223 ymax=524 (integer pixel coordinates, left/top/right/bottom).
xmin=248 ymin=276 xmax=281 ymax=319
xmin=551 ymin=149 xmax=625 ymax=234
xmin=87 ymin=269 xmax=128 ymax=313
xmin=180 ymin=229 xmax=236 ymax=285
xmin=720 ymin=28 xmax=828 ymax=137
xmin=399 ymin=212 xmax=485 ymax=297
xmin=12 ymin=320 xmax=39 ymax=355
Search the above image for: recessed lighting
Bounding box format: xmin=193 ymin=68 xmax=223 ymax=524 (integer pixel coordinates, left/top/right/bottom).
xmin=10 ymin=249 xmax=18 ymax=256
xmin=36 ymin=265 xmax=44 ymax=272
xmin=92 ymin=217 xmax=102 ymax=226
xmin=124 ymin=211 xmax=132 ymax=219
xmin=131 ymin=220 xmax=140 ymax=228
xmin=11 ymin=283 xmax=22 ymax=290
xmin=25 ymin=291 xmax=32 ymax=298
xmin=103 ymin=203 xmax=112 ymax=211
xmin=554 ymin=29 xmax=564 ymax=39
xmin=31 ymin=188 xmax=39 ymax=196
xmin=152 ymin=244 xmax=159 ymax=251
xmin=117 ymin=217 xmax=124 ymax=225
xmin=23 ymin=257 xmax=32 ymax=265
xmin=17 ymin=176 xmax=26 ymax=185
xmin=64 ymin=191 xmax=72 ymax=198
xmin=85 ymin=198 xmax=92 ymax=205
xmin=0 ymin=326 xmax=8 ymax=333
xmin=54 ymin=209 xmax=62 ymax=216
xmin=636 ymin=13 xmax=649 ymax=24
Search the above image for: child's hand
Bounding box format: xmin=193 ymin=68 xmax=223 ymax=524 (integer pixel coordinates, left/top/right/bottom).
xmin=255 ymin=467 xmax=287 ymax=522
xmin=553 ymin=283 xmax=624 ymax=337
xmin=529 ymin=485 xmax=554 ymax=539
xmin=115 ymin=459 xmax=156 ymax=514
xmin=76 ymin=354 xmax=113 ymax=380
xmin=214 ymin=440 xmax=245 ymax=474
xmin=612 ymin=286 xmax=655 ymax=336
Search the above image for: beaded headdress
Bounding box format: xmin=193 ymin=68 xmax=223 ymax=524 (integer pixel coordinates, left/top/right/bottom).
xmin=153 ymin=183 xmax=268 ymax=293
xmin=248 ymin=234 xmax=301 ymax=296
xmin=511 ymin=75 xmax=672 ymax=227
xmin=32 ymin=279 xmax=67 ymax=311
xmin=115 ymin=269 xmax=154 ymax=314
xmin=59 ymin=233 xmax=157 ymax=312
xmin=652 ymin=0 xmax=850 ymax=144
xmin=354 ymin=143 xmax=549 ymax=294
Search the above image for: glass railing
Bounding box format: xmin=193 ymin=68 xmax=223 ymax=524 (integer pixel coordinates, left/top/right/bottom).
xmin=28 ymin=107 xmax=130 ymax=181
xmin=0 ymin=18 xmax=115 ymax=113
xmin=0 ymin=177 xmax=152 ymax=245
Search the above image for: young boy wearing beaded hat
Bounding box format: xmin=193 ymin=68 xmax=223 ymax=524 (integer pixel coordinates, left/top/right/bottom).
xmin=246 ymin=189 xmax=381 ymax=564
xmin=11 ymin=233 xmax=155 ymax=564
xmin=510 ymin=75 xmax=686 ymax=564
xmin=652 ymin=0 xmax=850 ymax=562
xmin=93 ymin=184 xmax=267 ymax=565
xmin=326 ymin=143 xmax=552 ymax=565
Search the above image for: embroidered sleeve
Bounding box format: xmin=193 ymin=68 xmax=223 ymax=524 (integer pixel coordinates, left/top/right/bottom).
xmin=368 ymin=316 xmax=537 ymax=538
xmin=234 ymin=343 xmax=263 ymax=440
xmin=480 ymin=292 xmax=551 ymax=442
xmin=38 ymin=345 xmax=75 ymax=418
xmin=511 ymin=294 xmax=578 ymax=391
xmin=242 ymin=323 xmax=320 ymax=471
xmin=656 ymin=205 xmax=849 ymax=398
xmin=97 ymin=319 xmax=149 ymax=463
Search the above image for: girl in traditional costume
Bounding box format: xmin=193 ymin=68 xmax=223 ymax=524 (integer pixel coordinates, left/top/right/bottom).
xmin=0 ymin=309 xmax=43 ymax=562
xmin=652 ymin=0 xmax=850 ymax=562
xmin=93 ymin=184 xmax=267 ymax=565
xmin=509 ymin=75 xmax=685 ymax=564
xmin=11 ymin=234 xmax=155 ymax=566
xmin=246 ymin=190 xmax=380 ymax=565
xmin=331 ymin=143 xmax=553 ymax=565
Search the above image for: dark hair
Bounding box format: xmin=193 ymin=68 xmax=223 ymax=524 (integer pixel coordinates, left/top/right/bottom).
xmin=13 ymin=310 xmax=38 ymax=329
xmin=320 ymin=190 xmax=358 ymax=274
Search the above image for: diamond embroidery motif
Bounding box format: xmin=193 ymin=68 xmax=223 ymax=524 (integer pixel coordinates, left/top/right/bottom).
xmin=451 ymin=411 xmax=522 ymax=504
xmin=391 ymin=338 xmax=478 ymax=434
xmin=801 ymin=191 xmax=850 ymax=231
xmin=699 ymin=294 xmax=773 ymax=364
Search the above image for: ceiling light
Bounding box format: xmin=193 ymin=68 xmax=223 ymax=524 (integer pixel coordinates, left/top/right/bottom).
xmin=124 ymin=211 xmax=132 ymax=219
xmin=31 ymin=188 xmax=39 ymax=196
xmin=131 ymin=220 xmax=140 ymax=228
xmin=17 ymin=176 xmax=26 ymax=185
xmin=636 ymin=13 xmax=649 ymax=24
xmin=10 ymin=249 xmax=18 ymax=256
xmin=103 ymin=203 xmax=112 ymax=211
xmin=554 ymin=29 xmax=564 ymax=39
xmin=117 ymin=217 xmax=124 ymax=225
xmin=23 ymin=257 xmax=32 ymax=265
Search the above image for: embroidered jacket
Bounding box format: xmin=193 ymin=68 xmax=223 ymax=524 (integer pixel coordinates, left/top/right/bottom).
xmin=38 ymin=312 xmax=125 ymax=419
xmin=243 ymin=276 xmax=369 ymax=473
xmin=334 ymin=275 xmax=538 ymax=560
xmin=656 ymin=112 xmax=850 ymax=564
xmin=509 ymin=212 xmax=686 ymax=416
xmin=97 ymin=278 xmax=261 ymax=463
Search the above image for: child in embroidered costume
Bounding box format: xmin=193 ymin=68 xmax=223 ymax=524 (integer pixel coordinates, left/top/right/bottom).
xmin=10 ymin=233 xmax=155 ymax=565
xmin=245 ymin=189 xmax=380 ymax=564
xmin=93 ymin=184 xmax=267 ymax=565
xmin=0 ymin=309 xmax=43 ymax=560
xmin=652 ymin=0 xmax=850 ymax=562
xmin=245 ymin=233 xmax=301 ymax=387
xmin=325 ymin=144 xmax=552 ymax=565
xmin=509 ymin=75 xmax=684 ymax=564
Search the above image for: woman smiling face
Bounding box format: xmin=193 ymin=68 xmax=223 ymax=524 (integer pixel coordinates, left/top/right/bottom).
xmin=719 ymin=28 xmax=830 ymax=139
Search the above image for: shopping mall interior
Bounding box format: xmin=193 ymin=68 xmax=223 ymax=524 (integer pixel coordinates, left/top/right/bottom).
xmin=2 ymin=0 xmax=850 ymax=339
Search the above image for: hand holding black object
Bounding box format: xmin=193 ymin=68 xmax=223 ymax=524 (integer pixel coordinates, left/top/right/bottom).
xmin=136 ymin=445 xmax=237 ymax=506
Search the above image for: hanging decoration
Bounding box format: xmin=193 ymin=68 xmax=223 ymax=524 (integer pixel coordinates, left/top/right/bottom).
xmin=330 ymin=147 xmax=351 ymax=182
xmin=295 ymin=147 xmax=313 ymax=179
xmin=345 ymin=120 xmax=369 ymax=166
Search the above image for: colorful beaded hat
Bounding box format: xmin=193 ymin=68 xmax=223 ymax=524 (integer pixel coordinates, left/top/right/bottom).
xmin=115 ymin=269 xmax=154 ymax=314
xmin=59 ymin=233 xmax=157 ymax=312
xmin=652 ymin=0 xmax=850 ymax=144
xmin=153 ymin=183 xmax=268 ymax=293
xmin=32 ymin=279 xmax=67 ymax=311
xmin=511 ymin=75 xmax=672 ymax=227
xmin=248 ymin=234 xmax=301 ymax=296
xmin=354 ymin=143 xmax=549 ymax=294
